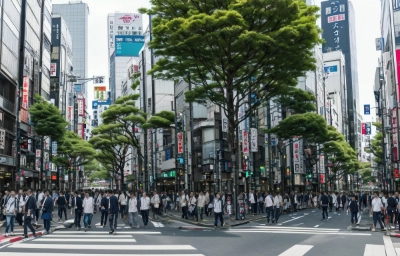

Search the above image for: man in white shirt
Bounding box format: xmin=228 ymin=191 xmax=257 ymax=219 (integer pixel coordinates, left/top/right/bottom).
xmin=370 ymin=192 xmax=385 ymax=231
xmin=274 ymin=192 xmax=283 ymax=223
xmin=140 ymin=192 xmax=150 ymax=228
xmin=128 ymin=191 xmax=139 ymax=228
xmin=264 ymin=192 xmax=274 ymax=224
xmin=213 ymin=193 xmax=224 ymax=228
xmin=197 ymin=191 xmax=205 ymax=221
xmin=82 ymin=191 xmax=94 ymax=232
xmin=249 ymin=190 xmax=256 ymax=215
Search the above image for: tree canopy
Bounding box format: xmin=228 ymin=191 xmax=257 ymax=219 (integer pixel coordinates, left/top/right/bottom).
xmin=141 ymin=0 xmax=322 ymax=158
xmin=366 ymin=122 xmax=383 ymax=165
xmin=29 ymin=94 xmax=68 ymax=141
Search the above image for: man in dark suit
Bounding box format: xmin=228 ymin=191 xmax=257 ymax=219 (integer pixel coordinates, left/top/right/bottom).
xmin=108 ymin=190 xmax=119 ymax=235
xmin=70 ymin=191 xmax=83 ymax=230
xmin=42 ymin=190 xmax=54 ymax=234
xmin=23 ymin=188 xmax=37 ymax=238
xmin=100 ymin=191 xmax=109 ymax=227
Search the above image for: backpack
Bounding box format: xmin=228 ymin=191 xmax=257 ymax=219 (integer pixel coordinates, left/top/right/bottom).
xmin=387 ymin=197 xmax=396 ymax=208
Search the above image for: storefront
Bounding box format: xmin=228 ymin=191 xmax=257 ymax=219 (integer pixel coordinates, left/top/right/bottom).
xmin=0 ymin=155 xmax=16 ymax=190
xmin=159 ymin=170 xmax=176 ymax=192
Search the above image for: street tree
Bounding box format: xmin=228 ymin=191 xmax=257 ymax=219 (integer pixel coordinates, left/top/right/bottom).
xmin=274 ymin=87 xmax=317 ymax=114
xmin=84 ymin=159 xmax=110 ymax=183
xmin=366 ymin=122 xmax=383 ymax=165
xmin=141 ymin=0 xmax=321 ymax=195
xmin=29 ymin=94 xmax=68 ymax=141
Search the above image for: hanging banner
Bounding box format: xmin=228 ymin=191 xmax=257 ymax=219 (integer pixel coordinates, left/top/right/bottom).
xmin=0 ymin=128 xmax=5 ymax=150
xmin=242 ymin=130 xmax=249 ymax=154
xmin=35 ymin=149 xmax=41 ymax=158
xmin=77 ymin=98 xmax=85 ymax=116
xmin=394 ymin=108 xmax=398 ymax=162
xmin=222 ymin=118 xmax=228 ymax=132
xmin=293 ymin=139 xmax=301 ymax=173
xmin=250 ymin=128 xmax=258 ymax=152
xmin=22 ymin=76 xmax=29 ymax=109
xmin=177 ymin=133 xmax=183 ymax=154
xmin=364 ymin=104 xmax=370 ymax=115
xmin=361 ymin=123 xmax=366 ymax=135
xmin=365 ymin=122 xmax=372 ymax=135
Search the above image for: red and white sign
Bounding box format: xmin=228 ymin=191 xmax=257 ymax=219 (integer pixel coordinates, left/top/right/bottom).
xmin=177 ymin=133 xmax=183 ymax=154
xmin=361 ymin=123 xmax=366 ymax=135
xmin=50 ymin=63 xmax=57 ymax=77
xmin=77 ymin=124 xmax=85 ymax=139
xmin=22 ymin=76 xmax=29 ymax=109
xmin=115 ymin=13 xmax=141 ymax=25
xmin=67 ymin=106 xmax=73 ymax=126
xmin=77 ymin=98 xmax=85 ymax=117
xmin=327 ymin=14 xmax=345 ymax=23
xmin=394 ymin=108 xmax=399 ymax=161
xmin=242 ymin=131 xmax=248 ymax=154
xmin=320 ymin=174 xmax=325 ymax=184
xmin=35 ymin=149 xmax=41 ymax=158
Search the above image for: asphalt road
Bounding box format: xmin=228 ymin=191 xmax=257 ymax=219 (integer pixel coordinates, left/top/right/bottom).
xmin=0 ymin=207 xmax=396 ymax=256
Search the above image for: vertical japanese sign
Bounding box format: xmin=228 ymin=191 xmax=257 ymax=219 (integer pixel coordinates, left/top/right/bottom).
xmin=361 ymin=123 xmax=366 ymax=135
xmin=77 ymin=98 xmax=85 ymax=116
xmin=365 ymin=122 xmax=372 ymax=135
xmin=0 ymin=128 xmax=5 ymax=150
xmin=67 ymin=106 xmax=73 ymax=126
xmin=321 ymin=0 xmax=348 ymax=53
xmin=35 ymin=149 xmax=41 ymax=158
xmin=393 ymin=108 xmax=398 ymax=162
xmin=364 ymin=104 xmax=370 ymax=115
xmin=396 ymin=50 xmax=400 ymax=104
xmin=242 ymin=130 xmax=249 ymax=154
xmin=22 ymin=76 xmax=29 ymax=109
xmin=52 ymin=141 xmax=57 ymax=156
xmin=293 ymin=139 xmax=300 ymax=173
xmin=50 ymin=63 xmax=57 ymax=77
xmin=222 ymin=118 xmax=228 ymax=133
xmin=77 ymin=124 xmax=83 ymax=139
xmin=177 ymin=133 xmax=183 ymax=154
xmin=250 ymin=128 xmax=258 ymax=152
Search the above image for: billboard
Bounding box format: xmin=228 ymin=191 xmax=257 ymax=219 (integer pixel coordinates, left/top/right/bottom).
xmin=109 ymin=13 xmax=143 ymax=52
xmin=396 ymin=50 xmax=400 ymax=103
xmin=77 ymin=98 xmax=85 ymax=117
xmin=22 ymin=76 xmax=29 ymax=109
xmin=115 ymin=13 xmax=142 ymax=26
xmin=94 ymin=86 xmax=107 ymax=100
xmin=321 ymin=0 xmax=349 ymax=54
xmin=50 ymin=63 xmax=57 ymax=77
xmin=177 ymin=133 xmax=183 ymax=154
xmin=115 ymin=35 xmax=145 ymax=57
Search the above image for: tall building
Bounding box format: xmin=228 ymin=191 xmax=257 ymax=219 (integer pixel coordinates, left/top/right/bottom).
xmin=107 ymin=13 xmax=143 ymax=103
xmin=321 ymin=0 xmax=359 ymax=149
xmin=52 ymin=1 xmax=89 ymax=97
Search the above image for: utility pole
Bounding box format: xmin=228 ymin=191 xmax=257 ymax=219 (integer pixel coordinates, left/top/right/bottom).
xmin=267 ymin=99 xmax=273 ymax=191
xmin=142 ymin=51 xmax=148 ymax=193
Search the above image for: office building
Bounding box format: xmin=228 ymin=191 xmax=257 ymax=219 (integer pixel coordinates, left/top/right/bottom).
xmin=52 ymin=1 xmax=89 ymax=97
xmin=321 ymin=0 xmax=360 ymax=149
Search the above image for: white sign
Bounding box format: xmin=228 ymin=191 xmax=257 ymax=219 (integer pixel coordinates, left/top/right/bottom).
xmin=50 ymin=63 xmax=57 ymax=77
xmin=0 ymin=128 xmax=5 ymax=150
xmin=222 ymin=118 xmax=228 ymax=132
xmin=242 ymin=130 xmax=248 ymax=154
xmin=108 ymin=16 xmax=115 ymax=50
xmin=293 ymin=139 xmax=301 ymax=173
xmin=78 ymin=99 xmax=84 ymax=116
xmin=115 ymin=13 xmax=142 ymax=25
xmin=77 ymin=124 xmax=83 ymax=139
xmin=35 ymin=149 xmax=41 ymax=158
xmin=250 ymin=128 xmax=258 ymax=152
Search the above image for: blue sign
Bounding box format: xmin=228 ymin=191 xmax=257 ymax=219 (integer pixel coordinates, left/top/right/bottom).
xmin=92 ymin=100 xmax=98 ymax=109
xmin=74 ymin=84 xmax=82 ymax=92
xmin=115 ymin=35 xmax=145 ymax=57
xmin=323 ymin=65 xmax=338 ymax=73
xmin=364 ymin=104 xmax=370 ymax=115
xmin=166 ymin=148 xmax=171 ymax=160
xmin=365 ymin=122 xmax=372 ymax=135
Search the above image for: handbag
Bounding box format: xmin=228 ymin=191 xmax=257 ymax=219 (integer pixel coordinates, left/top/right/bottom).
xmin=41 ymin=212 xmax=52 ymax=220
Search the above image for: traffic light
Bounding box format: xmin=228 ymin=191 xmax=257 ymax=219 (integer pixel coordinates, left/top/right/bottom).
xmin=306 ymin=168 xmax=312 ymax=178
xmin=20 ymin=140 xmax=28 ymax=150
xmin=245 ymin=171 xmax=249 ymax=178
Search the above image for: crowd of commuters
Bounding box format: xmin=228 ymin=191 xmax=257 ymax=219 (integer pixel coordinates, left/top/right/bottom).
xmin=0 ymin=187 xmax=397 ymax=235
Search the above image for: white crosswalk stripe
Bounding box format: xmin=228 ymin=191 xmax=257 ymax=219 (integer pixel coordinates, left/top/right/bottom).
xmin=227 ymin=226 xmax=371 ymax=236
xmin=278 ymin=245 xmax=314 ymax=256
xmin=1 ymin=230 xmax=204 ymax=256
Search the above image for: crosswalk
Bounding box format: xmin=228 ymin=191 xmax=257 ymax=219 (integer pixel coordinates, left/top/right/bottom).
xmin=226 ymin=226 xmax=372 ymax=236
xmin=0 ymin=230 xmax=205 ymax=256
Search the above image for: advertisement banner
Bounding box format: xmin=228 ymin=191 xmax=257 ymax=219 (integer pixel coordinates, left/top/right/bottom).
xmin=364 ymin=104 xmax=370 ymax=115
xmin=94 ymin=86 xmax=107 ymax=100
xmin=0 ymin=128 xmax=5 ymax=150
xmin=375 ymin=38 xmax=383 ymax=51
xmin=92 ymin=100 xmax=98 ymax=109
xmin=361 ymin=123 xmax=366 ymax=135
xmin=177 ymin=133 xmax=183 ymax=154
xmin=35 ymin=149 xmax=41 ymax=158
xmin=293 ymin=139 xmax=301 ymax=173
xmin=365 ymin=122 xmax=372 ymax=135
xmin=222 ymin=118 xmax=228 ymax=132
xmin=115 ymin=35 xmax=145 ymax=57
xmin=22 ymin=76 xmax=29 ymax=109
xmin=115 ymin=13 xmax=142 ymax=25
xmin=396 ymin=50 xmax=400 ymax=103
xmin=50 ymin=63 xmax=57 ymax=77
xmin=393 ymin=108 xmax=398 ymax=162
xmin=20 ymin=109 xmax=28 ymax=123
xmin=242 ymin=130 xmax=249 ymax=154
xmin=77 ymin=98 xmax=85 ymax=116
xmin=77 ymin=124 xmax=83 ymax=139
xmin=250 ymin=128 xmax=258 ymax=152
xmin=67 ymin=106 xmax=73 ymax=124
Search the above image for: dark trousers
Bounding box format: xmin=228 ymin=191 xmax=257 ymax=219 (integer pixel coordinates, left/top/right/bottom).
xmin=214 ymin=212 xmax=223 ymax=226
xmin=258 ymin=202 xmax=264 ymax=213
xmin=322 ymin=206 xmax=328 ymax=219
xmin=388 ymin=207 xmax=395 ymax=224
xmin=251 ymin=203 xmax=257 ymax=214
xmin=274 ymin=207 xmax=281 ymax=222
xmin=373 ymin=211 xmax=385 ymax=229
xmin=351 ymin=211 xmax=358 ymax=224
xmin=16 ymin=212 xmax=23 ymax=225
xmin=266 ymin=206 xmax=274 ymax=223
xmin=109 ymin=213 xmax=118 ymax=231
xmin=101 ymin=209 xmax=108 ymax=225
xmin=58 ymin=205 xmax=67 ymax=220
xmin=292 ymin=203 xmax=297 ymax=212
xmin=74 ymin=209 xmax=82 ymax=228
xmin=43 ymin=219 xmax=51 ymax=232
xmin=182 ymin=206 xmax=188 ymax=219
xmin=141 ymin=209 xmax=149 ymax=226
xmin=23 ymin=215 xmax=36 ymax=235
xmin=35 ymin=209 xmax=39 ymax=221
xmin=120 ymin=205 xmax=126 ymax=218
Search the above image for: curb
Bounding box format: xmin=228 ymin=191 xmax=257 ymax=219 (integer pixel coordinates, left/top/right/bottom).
xmin=390 ymin=233 xmax=400 ymax=238
xmin=0 ymin=231 xmax=43 ymax=246
xmin=351 ymin=226 xmax=371 ymax=231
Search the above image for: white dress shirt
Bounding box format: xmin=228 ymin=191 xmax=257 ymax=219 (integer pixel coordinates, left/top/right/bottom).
xmin=128 ymin=197 xmax=138 ymax=212
xmin=214 ymin=199 xmax=222 ymax=213
xmin=140 ymin=197 xmax=150 ymax=210
xmin=197 ymin=195 xmax=205 ymax=207
xmin=274 ymin=195 xmax=282 ymax=208
xmin=83 ymin=197 xmax=94 ymax=214
xmin=265 ymin=195 xmax=273 ymax=207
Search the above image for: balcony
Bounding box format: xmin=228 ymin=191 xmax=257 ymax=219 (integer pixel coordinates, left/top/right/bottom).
xmin=0 ymin=96 xmax=15 ymax=114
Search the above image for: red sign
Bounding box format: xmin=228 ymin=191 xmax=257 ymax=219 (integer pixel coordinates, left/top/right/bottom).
xmin=320 ymin=174 xmax=325 ymax=184
xmin=327 ymin=14 xmax=345 ymax=23
xmin=177 ymin=133 xmax=183 ymax=154
xmin=396 ymin=50 xmax=400 ymax=103
xmin=393 ymin=108 xmax=399 ymax=162
xmin=51 ymin=175 xmax=57 ymax=181
xmin=394 ymin=169 xmax=399 ymax=179
xmin=361 ymin=123 xmax=366 ymax=135
xmin=22 ymin=76 xmax=29 ymax=109
xmin=20 ymin=109 xmax=28 ymax=123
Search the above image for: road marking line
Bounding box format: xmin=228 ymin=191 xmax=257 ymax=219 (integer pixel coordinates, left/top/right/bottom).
xmin=363 ymin=244 xmax=385 ymax=256
xmin=278 ymin=245 xmax=313 ymax=256
xmin=53 ymin=231 xmax=161 ymax=234
xmin=44 ymin=235 xmax=133 ymax=238
xmin=8 ymin=244 xmax=196 ymax=250
xmin=0 ymin=254 xmax=204 ymax=256
xmin=226 ymin=230 xmax=371 ymax=236
xmin=33 ymin=238 xmax=136 ymax=242
xmin=280 ymin=216 xmax=304 ymax=224
xmin=249 ymin=226 xmax=339 ymax=231
xmin=383 ymin=236 xmax=397 ymax=256
xmin=314 ymin=225 xmax=319 ymax=227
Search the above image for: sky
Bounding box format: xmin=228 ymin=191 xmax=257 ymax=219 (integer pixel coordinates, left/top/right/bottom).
xmin=52 ymin=0 xmax=381 ymax=124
